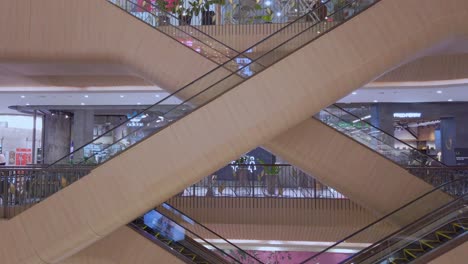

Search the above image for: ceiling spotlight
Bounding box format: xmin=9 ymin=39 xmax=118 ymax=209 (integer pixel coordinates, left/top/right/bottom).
xmin=155 ymin=94 xmax=160 ymax=98
xmin=80 ymin=102 xmax=85 ymax=106
xmin=276 ymin=12 xmax=281 ymax=17
xmin=65 ymin=115 xmax=69 ymax=119
xmin=20 ymin=95 xmax=25 ymax=98
xmin=84 ymin=95 xmax=89 ymax=98
xmin=351 ymin=92 xmax=357 ymax=95
xmin=373 ymin=100 xmax=378 ymax=103
xmin=265 ymin=0 xmax=271 ymax=6
xmin=436 ymin=90 xmax=442 ymax=94
xmin=137 ymin=102 xmax=141 ymax=105
xmin=120 ymin=95 xmax=125 ymax=98
xmin=448 ymin=99 xmax=453 ymax=102
xmin=26 ymin=103 xmax=30 ymax=106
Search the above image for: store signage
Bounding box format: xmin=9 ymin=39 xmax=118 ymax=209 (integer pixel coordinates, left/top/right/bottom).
xmin=126 ymin=112 xmax=147 ymax=127
xmin=455 ymin=148 xmax=468 ymax=166
xmin=393 ymin=112 xmax=422 ymax=118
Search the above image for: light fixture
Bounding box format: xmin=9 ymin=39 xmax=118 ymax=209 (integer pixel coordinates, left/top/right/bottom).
xmin=352 ymin=115 xmax=371 ymax=123
xmin=20 ymin=95 xmax=25 ymax=98
xmin=26 ymin=103 xmax=30 ymax=106
xmin=373 ymin=100 xmax=378 ymax=103
xmin=351 ymin=92 xmax=357 ymax=95
xmin=448 ymin=99 xmax=453 ymax=102
xmin=265 ymin=0 xmax=271 ymax=6
xmin=276 ymin=12 xmax=281 ymax=17
xmin=84 ymin=95 xmax=89 ymax=98
xmin=436 ymin=90 xmax=442 ymax=94
xmin=137 ymin=102 xmax=141 ymax=105
xmin=65 ymin=115 xmax=69 ymax=119
xmin=80 ymin=102 xmax=85 ymax=106
xmin=155 ymin=94 xmax=160 ymax=98
xmin=120 ymin=95 xmax=125 ymax=98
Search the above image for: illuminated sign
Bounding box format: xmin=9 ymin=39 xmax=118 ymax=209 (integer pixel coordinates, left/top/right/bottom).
xmin=126 ymin=112 xmax=148 ymax=127
xmin=393 ymin=113 xmax=422 ymax=118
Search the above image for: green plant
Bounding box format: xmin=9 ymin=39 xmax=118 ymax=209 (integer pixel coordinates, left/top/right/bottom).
xmin=258 ymin=159 xmax=280 ymax=176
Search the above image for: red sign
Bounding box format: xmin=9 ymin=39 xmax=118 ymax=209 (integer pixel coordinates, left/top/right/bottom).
xmin=15 ymin=148 xmax=32 ymax=166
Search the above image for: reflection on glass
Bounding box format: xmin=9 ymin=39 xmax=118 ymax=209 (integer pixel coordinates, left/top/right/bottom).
xmin=144 ymin=209 xmax=185 ymax=242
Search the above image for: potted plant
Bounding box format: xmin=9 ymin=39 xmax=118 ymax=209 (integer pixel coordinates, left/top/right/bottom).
xmin=155 ymin=0 xmax=180 ymax=25
xmin=189 ymin=0 xmax=225 ymax=25
xmin=258 ymin=159 xmax=281 ymax=195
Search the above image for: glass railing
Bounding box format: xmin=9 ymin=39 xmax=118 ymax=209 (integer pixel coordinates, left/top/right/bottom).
xmin=131 ymin=203 xmax=263 ymax=263
xmin=341 ymin=194 xmax=467 ymax=264
xmin=107 ymin=0 xmax=249 ymax=73
xmin=316 ymin=104 xmax=445 ymax=168
xmin=17 ymin=0 xmax=381 ymax=215
xmin=299 ymin=178 xmax=468 ymax=263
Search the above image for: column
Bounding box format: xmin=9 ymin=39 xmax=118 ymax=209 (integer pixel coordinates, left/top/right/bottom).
xmin=71 ymin=110 xmax=95 ymax=163
xmin=43 ymin=113 xmax=72 ymax=164
xmin=440 ymin=117 xmax=457 ymax=165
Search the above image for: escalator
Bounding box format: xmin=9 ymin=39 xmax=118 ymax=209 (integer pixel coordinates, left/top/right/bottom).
xmin=129 ymin=205 xmax=261 ymax=264
xmin=264 ymin=112 xmax=451 ymax=218
xmin=2 ymin=0 xmax=468 ymax=263
xmin=299 ymin=179 xmax=468 ymax=264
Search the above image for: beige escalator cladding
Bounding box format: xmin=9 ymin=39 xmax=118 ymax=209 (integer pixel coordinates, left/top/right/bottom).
xmin=1 ymin=0 xmax=468 ymax=263
xmin=263 ymin=118 xmax=452 ymax=222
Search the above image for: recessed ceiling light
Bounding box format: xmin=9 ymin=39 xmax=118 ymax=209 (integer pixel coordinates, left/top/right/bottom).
xmin=448 ymin=99 xmax=453 ymax=102
xmin=155 ymin=94 xmax=160 ymax=98
xmin=436 ymin=90 xmax=442 ymax=94
xmin=120 ymin=95 xmax=125 ymax=98
xmin=373 ymin=100 xmax=378 ymax=103
xmin=20 ymin=95 xmax=25 ymax=98
xmin=351 ymin=92 xmax=357 ymax=95
xmin=81 ymin=102 xmax=85 ymax=105
xmin=137 ymin=102 xmax=141 ymax=105
xmin=26 ymin=103 xmax=30 ymax=106
xmin=84 ymin=95 xmax=89 ymax=98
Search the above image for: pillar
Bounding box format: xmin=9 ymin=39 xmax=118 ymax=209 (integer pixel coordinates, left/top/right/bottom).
xmin=71 ymin=110 xmax=95 ymax=163
xmin=43 ymin=113 xmax=72 ymax=164
xmin=440 ymin=117 xmax=456 ymax=165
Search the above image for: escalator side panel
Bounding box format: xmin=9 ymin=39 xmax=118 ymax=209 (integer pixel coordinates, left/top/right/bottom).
xmin=0 ymin=0 xmax=222 ymax=91
xmin=264 ymin=118 xmax=451 ymax=221
xmin=59 ymin=226 xmax=185 ymax=264
xmin=428 ymin=241 xmax=468 ymax=264
xmin=2 ymin=1 xmax=468 ymax=263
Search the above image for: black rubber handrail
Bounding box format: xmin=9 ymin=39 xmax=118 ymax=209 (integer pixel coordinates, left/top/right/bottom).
xmin=161 ymin=202 xmax=264 ymax=263
xmin=340 ymin=193 xmax=468 ymax=264
xmin=299 ymin=178 xmax=467 ymax=263
xmin=317 ymin=107 xmax=444 ymax=169
xmin=329 ymin=104 xmax=446 ymax=167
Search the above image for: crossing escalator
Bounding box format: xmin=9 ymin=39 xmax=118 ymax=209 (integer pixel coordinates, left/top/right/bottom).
xmin=300 ymin=178 xmax=468 ymax=264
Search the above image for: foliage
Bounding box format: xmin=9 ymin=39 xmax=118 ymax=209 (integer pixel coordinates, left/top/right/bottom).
xmin=156 ymin=0 xmax=226 ymax=17
xmin=258 ymin=159 xmax=281 ymax=176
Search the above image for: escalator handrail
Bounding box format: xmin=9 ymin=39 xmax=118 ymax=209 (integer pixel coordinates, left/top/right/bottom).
xmin=299 ymin=178 xmax=467 ymax=263
xmin=152 ymin=207 xmax=263 ymax=264
xmin=328 ymin=104 xmax=446 ymax=167
xmin=47 ymin=0 xmax=374 ymax=169
xmin=339 ymin=192 xmax=468 ymax=264
xmin=161 ymin=202 xmax=264 ymax=263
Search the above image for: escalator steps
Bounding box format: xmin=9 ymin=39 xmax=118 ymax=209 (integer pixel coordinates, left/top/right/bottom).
xmin=388 ymin=218 xmax=467 ymax=264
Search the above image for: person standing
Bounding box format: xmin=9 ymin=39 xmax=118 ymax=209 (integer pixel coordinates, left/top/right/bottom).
xmin=0 ymin=152 xmax=6 ymax=166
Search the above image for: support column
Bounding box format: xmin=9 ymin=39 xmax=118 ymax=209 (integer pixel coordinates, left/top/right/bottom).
xmin=440 ymin=117 xmax=457 ymax=165
xmin=43 ymin=113 xmax=72 ymax=164
xmin=71 ymin=110 xmax=95 ymax=163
